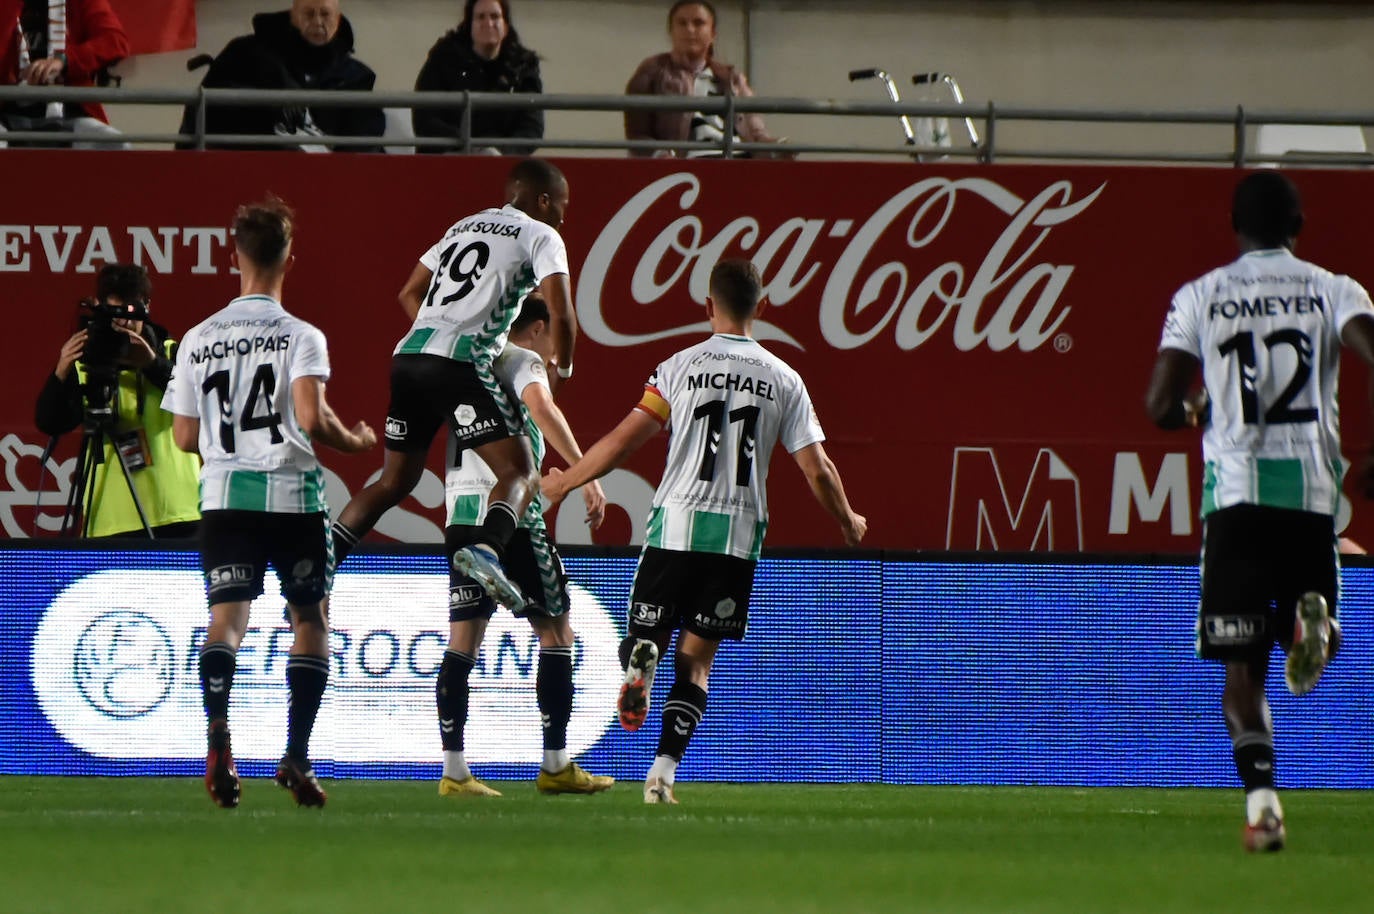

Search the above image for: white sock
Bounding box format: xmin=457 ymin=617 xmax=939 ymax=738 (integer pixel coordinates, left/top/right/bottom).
xmin=443 ymin=750 xmax=471 ymax=781
xmin=647 ymin=755 xmax=678 ymax=784
xmin=542 ymin=749 xmax=569 ymax=774
xmin=1246 ymin=788 xmax=1282 ymax=825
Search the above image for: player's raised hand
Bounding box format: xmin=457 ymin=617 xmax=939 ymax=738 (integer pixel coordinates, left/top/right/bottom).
xmin=841 ymin=512 xmax=867 ymax=547
xmin=349 ymin=421 xmax=377 ymax=452
xmin=541 ymin=466 xmax=567 ymax=505
xmin=583 ymin=478 xmax=607 ymax=530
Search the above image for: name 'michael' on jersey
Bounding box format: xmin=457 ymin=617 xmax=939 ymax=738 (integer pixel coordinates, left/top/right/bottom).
xmin=395 ymin=205 xmax=569 ymax=364
xmin=1159 ymin=248 xmax=1374 ymax=517
xmin=636 ymin=333 xmax=824 ymax=560
xmin=163 ymin=294 xmax=332 ymax=513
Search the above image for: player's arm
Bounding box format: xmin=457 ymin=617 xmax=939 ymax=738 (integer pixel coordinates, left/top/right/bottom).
xmin=542 ymin=409 xmax=660 ymax=504
xmin=397 ymin=261 xmax=434 ymax=322
xmin=1145 ymin=348 xmax=1206 ymax=430
xmin=172 ymin=414 xmax=200 ymax=454
xmin=791 ymin=442 xmax=866 ymax=546
xmin=1341 ymin=313 xmax=1374 ymax=498
xmin=292 ymin=376 xmax=377 ymax=453
xmin=521 ymin=383 xmax=606 ymax=528
xmin=539 ymin=272 xmax=576 ymax=390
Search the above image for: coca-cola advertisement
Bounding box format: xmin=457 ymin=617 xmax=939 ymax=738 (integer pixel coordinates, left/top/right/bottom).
xmin=3 ymin=151 xmax=1372 ymax=552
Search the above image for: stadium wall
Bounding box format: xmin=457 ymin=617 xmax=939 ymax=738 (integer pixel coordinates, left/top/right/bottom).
xmin=2 ymin=543 xmax=1371 ymax=788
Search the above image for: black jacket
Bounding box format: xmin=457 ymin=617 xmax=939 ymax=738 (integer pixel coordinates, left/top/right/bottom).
xmin=178 ymin=11 xmax=385 ymax=151
xmin=35 ymin=321 xmax=176 ymax=437
xmin=413 ymin=32 xmax=542 ymax=155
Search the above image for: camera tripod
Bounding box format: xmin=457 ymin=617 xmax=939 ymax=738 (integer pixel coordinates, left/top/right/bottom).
xmin=58 ymin=379 xmax=154 ymax=539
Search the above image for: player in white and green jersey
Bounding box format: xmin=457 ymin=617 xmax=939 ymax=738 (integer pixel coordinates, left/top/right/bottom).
xmin=542 ymin=260 xmax=867 ymax=805
xmin=434 ymin=293 xmax=613 ymax=798
xmin=1148 ymin=171 xmax=1374 ymax=852
xmin=164 ymin=199 xmax=377 ymax=811
xmin=332 ymin=159 xmax=578 ymax=617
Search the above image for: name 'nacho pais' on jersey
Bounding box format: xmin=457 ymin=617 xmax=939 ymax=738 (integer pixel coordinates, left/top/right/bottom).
xmin=1158 ymin=247 xmax=1374 ymax=517
xmin=635 ymin=333 xmax=824 ymax=560
xmin=163 ymin=294 xmax=332 ymax=513
xmin=445 ymin=344 xmax=549 ymax=529
xmin=395 ymin=205 xmax=569 ymax=364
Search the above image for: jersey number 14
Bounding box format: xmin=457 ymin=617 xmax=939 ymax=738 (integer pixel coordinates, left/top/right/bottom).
xmin=202 ymin=364 xmax=284 ymax=453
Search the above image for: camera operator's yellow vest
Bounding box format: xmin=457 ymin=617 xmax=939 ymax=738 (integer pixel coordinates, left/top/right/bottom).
xmin=75 ymin=339 xmax=202 ymax=537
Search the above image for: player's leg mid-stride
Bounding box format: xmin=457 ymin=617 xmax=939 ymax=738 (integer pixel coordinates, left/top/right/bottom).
xmin=618 ymin=638 xmax=660 ymax=732
xmin=1285 ymin=591 xmax=1337 ymax=697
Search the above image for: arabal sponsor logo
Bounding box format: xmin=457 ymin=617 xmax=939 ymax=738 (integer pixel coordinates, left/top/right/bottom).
xmin=579 ymin=172 xmax=1104 ymax=353
xmin=32 ymin=570 xmax=620 ymax=763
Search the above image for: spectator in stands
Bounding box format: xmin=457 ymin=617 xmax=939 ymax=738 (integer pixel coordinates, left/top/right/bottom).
xmin=412 ymin=0 xmax=543 ymax=155
xmin=177 ymin=0 xmax=384 ymax=152
xmin=0 ymin=0 xmax=128 ymax=147
xmin=624 ymin=0 xmax=790 ymax=159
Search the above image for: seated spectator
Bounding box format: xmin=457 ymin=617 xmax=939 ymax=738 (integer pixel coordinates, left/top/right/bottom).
xmin=177 ymin=0 xmax=384 ymax=152
xmin=0 ymin=0 xmax=128 ymax=148
xmin=413 ymin=0 xmax=542 ymax=155
xmin=624 ymin=0 xmax=790 ymax=159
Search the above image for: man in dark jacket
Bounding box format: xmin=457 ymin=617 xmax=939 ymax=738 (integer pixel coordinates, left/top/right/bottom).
xmin=178 ymin=0 xmax=384 ymax=151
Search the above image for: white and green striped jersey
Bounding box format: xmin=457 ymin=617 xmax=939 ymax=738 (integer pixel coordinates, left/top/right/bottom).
xmin=1159 ymin=248 xmax=1374 ymax=517
xmin=444 ymin=344 xmax=549 ymax=529
xmin=636 ymin=333 xmax=824 ymax=560
xmin=163 ymin=295 xmax=330 ymax=514
xmin=395 ymin=205 xmax=568 ymax=364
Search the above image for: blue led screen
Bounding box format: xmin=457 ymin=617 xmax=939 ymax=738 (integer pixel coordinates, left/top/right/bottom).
xmin=2 ymin=545 xmax=1370 ymax=787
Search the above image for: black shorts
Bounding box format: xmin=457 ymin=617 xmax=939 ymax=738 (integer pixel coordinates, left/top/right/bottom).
xmin=384 ymin=353 xmax=520 ymax=453
xmin=199 ymin=509 xmax=332 ymax=606
xmin=447 ymin=525 xmax=569 ymax=621
xmin=628 ymin=546 xmax=757 ymax=642
xmin=1198 ymin=503 xmax=1338 ymax=662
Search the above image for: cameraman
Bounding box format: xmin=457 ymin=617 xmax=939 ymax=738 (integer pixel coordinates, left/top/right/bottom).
xmin=34 ymin=263 xmax=201 ymax=537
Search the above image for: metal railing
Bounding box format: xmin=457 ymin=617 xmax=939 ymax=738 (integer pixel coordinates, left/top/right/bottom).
xmin=2 ymin=84 xmax=1373 ymax=166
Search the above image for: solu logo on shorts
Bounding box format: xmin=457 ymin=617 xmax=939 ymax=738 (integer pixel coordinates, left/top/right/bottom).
xmin=385 ymin=417 xmax=408 ymax=440
xmin=631 ymin=601 xmax=665 ymax=625
xmin=207 ymin=564 xmax=253 ymax=589
xmin=450 ymin=584 xmax=484 ymax=607
xmin=1206 ymin=615 xmax=1264 ymax=645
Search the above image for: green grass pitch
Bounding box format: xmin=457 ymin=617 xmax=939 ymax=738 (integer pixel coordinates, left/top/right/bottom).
xmin=1 ymin=777 xmax=1372 ymax=913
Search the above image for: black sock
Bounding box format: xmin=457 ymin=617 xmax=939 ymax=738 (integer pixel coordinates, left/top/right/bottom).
xmin=285 ymin=655 xmax=329 ymax=762
xmin=437 ymin=650 xmax=476 ymax=752
xmin=332 ymin=521 xmax=360 ymax=565
xmin=199 ymin=642 xmax=237 ymax=723
xmin=476 ymin=502 xmax=519 ymax=555
xmin=537 ymin=646 xmax=574 ymax=750
xmin=657 ymin=681 xmax=707 ymax=761
xmin=1233 ymin=731 xmax=1276 ymax=791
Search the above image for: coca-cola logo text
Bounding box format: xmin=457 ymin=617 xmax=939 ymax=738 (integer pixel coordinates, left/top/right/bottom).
xmin=578 ymin=173 xmax=1105 ymax=352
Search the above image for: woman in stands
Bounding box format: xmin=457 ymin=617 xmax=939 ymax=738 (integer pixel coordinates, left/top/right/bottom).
xmin=412 ymin=0 xmax=543 ymax=155
xmin=624 ymin=0 xmax=791 ymax=158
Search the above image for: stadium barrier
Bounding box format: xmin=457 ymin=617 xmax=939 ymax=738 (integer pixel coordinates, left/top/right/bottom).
xmin=3 ymin=541 xmax=1370 ymax=787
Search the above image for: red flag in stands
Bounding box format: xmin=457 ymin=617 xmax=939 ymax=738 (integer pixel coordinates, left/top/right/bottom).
xmin=110 ymin=0 xmax=196 ymax=56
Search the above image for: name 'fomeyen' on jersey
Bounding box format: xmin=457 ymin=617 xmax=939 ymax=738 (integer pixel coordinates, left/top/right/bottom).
xmin=1159 ymin=248 xmax=1374 ymax=517
xmin=395 ymin=205 xmax=569 ymax=364
xmin=635 ymin=333 xmax=824 ymax=560
xmin=445 ymin=344 xmax=549 ymax=529
xmin=163 ymin=294 xmax=332 ymax=514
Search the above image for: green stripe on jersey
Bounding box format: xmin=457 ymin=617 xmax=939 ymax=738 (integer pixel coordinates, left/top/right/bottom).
xmin=450 ymin=494 xmax=484 ymax=527
xmin=398 ymin=327 xmax=436 ymax=354
xmin=689 ymin=510 xmax=731 ymax=554
xmin=450 ymin=336 xmax=473 ymax=361
xmin=646 ymin=506 xmax=665 ymax=548
xmin=225 ymin=471 xmax=269 ymax=511
xmin=1257 ymin=458 xmax=1306 ymax=511
xmin=1201 ymin=461 xmax=1218 ymax=516
xmin=749 ymin=520 xmax=768 ymax=561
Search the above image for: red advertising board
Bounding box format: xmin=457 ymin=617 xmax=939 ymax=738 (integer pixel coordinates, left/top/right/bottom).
xmin=2 ymin=151 xmax=1372 ymax=553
